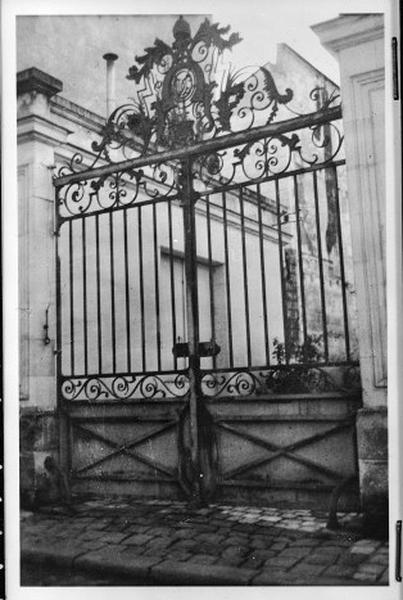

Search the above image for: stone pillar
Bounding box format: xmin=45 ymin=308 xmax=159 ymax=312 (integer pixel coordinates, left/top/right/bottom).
xmin=17 ymin=68 xmax=72 ymax=505
xmin=312 ymin=15 xmax=387 ymax=535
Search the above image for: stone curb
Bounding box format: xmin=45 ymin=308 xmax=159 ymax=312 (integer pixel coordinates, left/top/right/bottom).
xmin=22 ymin=547 xmax=257 ymax=585
xmin=149 ymin=560 xmax=256 ymax=585
xmin=21 ymin=544 xmax=387 ymax=587
xmin=21 ymin=546 xmax=84 ymax=570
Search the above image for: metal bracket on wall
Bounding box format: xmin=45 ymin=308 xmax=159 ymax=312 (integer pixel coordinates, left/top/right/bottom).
xmin=43 ymin=304 xmax=51 ymax=345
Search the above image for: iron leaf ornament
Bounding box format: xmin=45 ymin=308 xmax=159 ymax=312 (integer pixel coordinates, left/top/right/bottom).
xmin=91 ymin=16 xmax=294 ymax=163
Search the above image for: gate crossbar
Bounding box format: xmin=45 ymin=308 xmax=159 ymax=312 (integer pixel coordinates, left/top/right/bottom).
xmin=54 ymin=105 xmax=342 ymax=188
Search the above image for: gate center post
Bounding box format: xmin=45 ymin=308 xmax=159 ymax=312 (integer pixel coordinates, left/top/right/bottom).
xmin=180 ymin=157 xmax=204 ymax=505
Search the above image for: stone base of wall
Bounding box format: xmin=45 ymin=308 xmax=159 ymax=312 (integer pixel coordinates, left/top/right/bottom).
xmin=356 ymin=407 xmax=388 ymax=538
xmin=20 ymin=407 xmax=62 ymax=508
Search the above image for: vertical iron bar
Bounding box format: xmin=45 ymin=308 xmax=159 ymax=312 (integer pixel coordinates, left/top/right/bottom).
xmin=222 ymin=191 xmax=234 ymax=368
xmin=109 ymin=211 xmax=116 ymax=372
xmin=275 ymin=179 xmax=289 ymax=364
xmin=152 ymin=202 xmax=162 ymax=371
xmin=313 ymin=170 xmax=329 ymax=362
xmin=55 ymin=189 xmax=71 ymax=494
xmin=95 ymin=212 xmax=102 ymax=373
xmin=332 ymin=165 xmax=351 ymax=361
xmin=138 ymin=206 xmax=146 ymax=371
xmin=68 ymin=219 xmax=75 ymax=375
xmin=257 ymin=183 xmax=270 ymax=365
xmin=293 ymin=175 xmax=308 ymax=350
xmin=81 ymin=218 xmax=88 ymax=375
xmin=168 ymin=200 xmax=177 ymax=370
xmin=206 ymin=196 xmax=216 ymax=369
xmin=182 ymin=157 xmax=201 ymax=503
xmin=123 ymin=208 xmax=131 ymax=371
xmin=239 ymin=187 xmax=252 ymax=367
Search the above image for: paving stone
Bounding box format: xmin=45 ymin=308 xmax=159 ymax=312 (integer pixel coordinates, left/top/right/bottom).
xmin=250 ymin=539 xmax=268 ymax=550
xmin=168 ymin=551 xmax=192 ymax=562
xmin=232 ymin=524 xmax=254 ymax=534
xmin=259 ymin=516 xmax=282 ymax=524
xmin=211 ymin=520 xmax=233 ymax=530
xmin=252 ymin=570 xmax=289 ymax=585
xmin=369 ymin=553 xmax=388 ymax=566
xmin=171 ymin=538 xmax=199 ymax=549
xmin=280 ymin=547 xmax=312 ymax=559
xmin=145 ymin=536 xmax=174 ymax=551
xmin=151 ymin=526 xmax=174 ymax=536
xmin=270 ymin=541 xmax=289 ymax=552
xmin=198 ymin=543 xmax=223 ymax=556
xmin=288 ymin=562 xmax=326 ymax=578
xmin=196 ymin=533 xmax=226 ymax=545
xmin=264 ymin=555 xmax=300 ymax=569
xmin=188 ymin=554 xmax=218 ymax=565
xmin=351 ymin=540 xmax=382 ymax=554
xmin=195 ymin=508 xmax=213 ymax=516
xmin=75 ymin=548 xmax=162 ymax=578
xmin=218 ymin=556 xmax=244 ymax=567
xmin=223 ymin=536 xmax=249 ymax=548
xmin=222 ymin=546 xmax=249 ymax=559
xmin=337 ymin=552 xmax=366 ymax=566
xmin=141 ymin=547 xmax=166 ymax=557
xmin=150 ymin=560 xmax=255 ymax=585
xmin=292 ymin=539 xmax=319 ymax=548
xmin=241 ymin=556 xmax=264 ymax=570
xmin=353 ymin=571 xmax=378 ymax=582
xmin=121 ymin=544 xmax=144 ymax=554
xmin=316 ymin=547 xmax=342 ymax=558
xmin=80 ymin=539 xmax=108 ymax=551
xmin=189 ymin=523 xmax=218 ymax=533
xmin=322 ymin=564 xmax=356 ymax=579
xmin=123 ymin=533 xmax=155 ymax=545
xmin=22 ymin=542 xmax=85 ymax=569
xmin=379 ymin=570 xmax=389 ymax=584
xmin=356 ymin=563 xmax=385 ymax=576
xmin=250 ymin=549 xmax=276 ymax=561
xmin=303 ymin=553 xmax=335 ymax=566
xmin=81 ymin=520 xmax=110 ymax=531
xmin=99 ymin=532 xmax=129 ymax=544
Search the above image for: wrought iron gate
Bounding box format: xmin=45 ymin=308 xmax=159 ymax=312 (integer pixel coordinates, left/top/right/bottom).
xmin=54 ymin=17 xmax=361 ymax=507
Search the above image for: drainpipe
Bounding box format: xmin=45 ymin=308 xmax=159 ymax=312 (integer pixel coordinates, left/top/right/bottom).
xmin=103 ymin=52 xmax=118 ymax=117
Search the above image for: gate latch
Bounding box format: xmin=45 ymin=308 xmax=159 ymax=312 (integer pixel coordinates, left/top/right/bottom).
xmin=173 ymin=340 xmax=221 ymax=358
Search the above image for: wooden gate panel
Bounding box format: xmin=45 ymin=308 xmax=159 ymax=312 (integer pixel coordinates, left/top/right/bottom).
xmin=206 ymin=392 xmax=360 ymax=509
xmin=66 ymin=400 xmax=187 ymax=499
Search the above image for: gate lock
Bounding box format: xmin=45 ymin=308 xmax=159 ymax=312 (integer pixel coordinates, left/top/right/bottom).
xmin=173 ymin=340 xmax=221 ymax=358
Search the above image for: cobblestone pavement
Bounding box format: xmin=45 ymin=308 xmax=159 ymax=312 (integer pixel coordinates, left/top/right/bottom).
xmin=21 ymin=498 xmax=389 ymax=586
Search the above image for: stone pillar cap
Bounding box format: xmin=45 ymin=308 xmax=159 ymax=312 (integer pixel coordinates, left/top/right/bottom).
xmin=17 ymin=67 xmax=63 ymax=98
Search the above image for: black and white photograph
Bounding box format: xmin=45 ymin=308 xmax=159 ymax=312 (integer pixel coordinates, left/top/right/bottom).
xmin=2 ymin=0 xmax=401 ymax=594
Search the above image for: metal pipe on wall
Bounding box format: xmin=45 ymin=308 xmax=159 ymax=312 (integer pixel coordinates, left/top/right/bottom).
xmin=103 ymin=52 xmax=118 ymax=117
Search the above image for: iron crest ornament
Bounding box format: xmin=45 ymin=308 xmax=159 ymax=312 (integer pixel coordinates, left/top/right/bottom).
xmin=91 ymin=16 xmax=294 ymax=163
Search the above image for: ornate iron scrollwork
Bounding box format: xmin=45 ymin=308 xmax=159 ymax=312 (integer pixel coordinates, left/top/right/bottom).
xmin=88 ymin=16 xmax=293 ymax=166
xmin=61 ymin=372 xmax=190 ymax=402
xmin=201 ymin=364 xmax=361 ymax=398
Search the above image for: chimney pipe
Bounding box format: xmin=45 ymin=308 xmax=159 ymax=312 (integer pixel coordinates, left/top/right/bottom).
xmin=103 ymin=53 xmax=118 ymax=117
